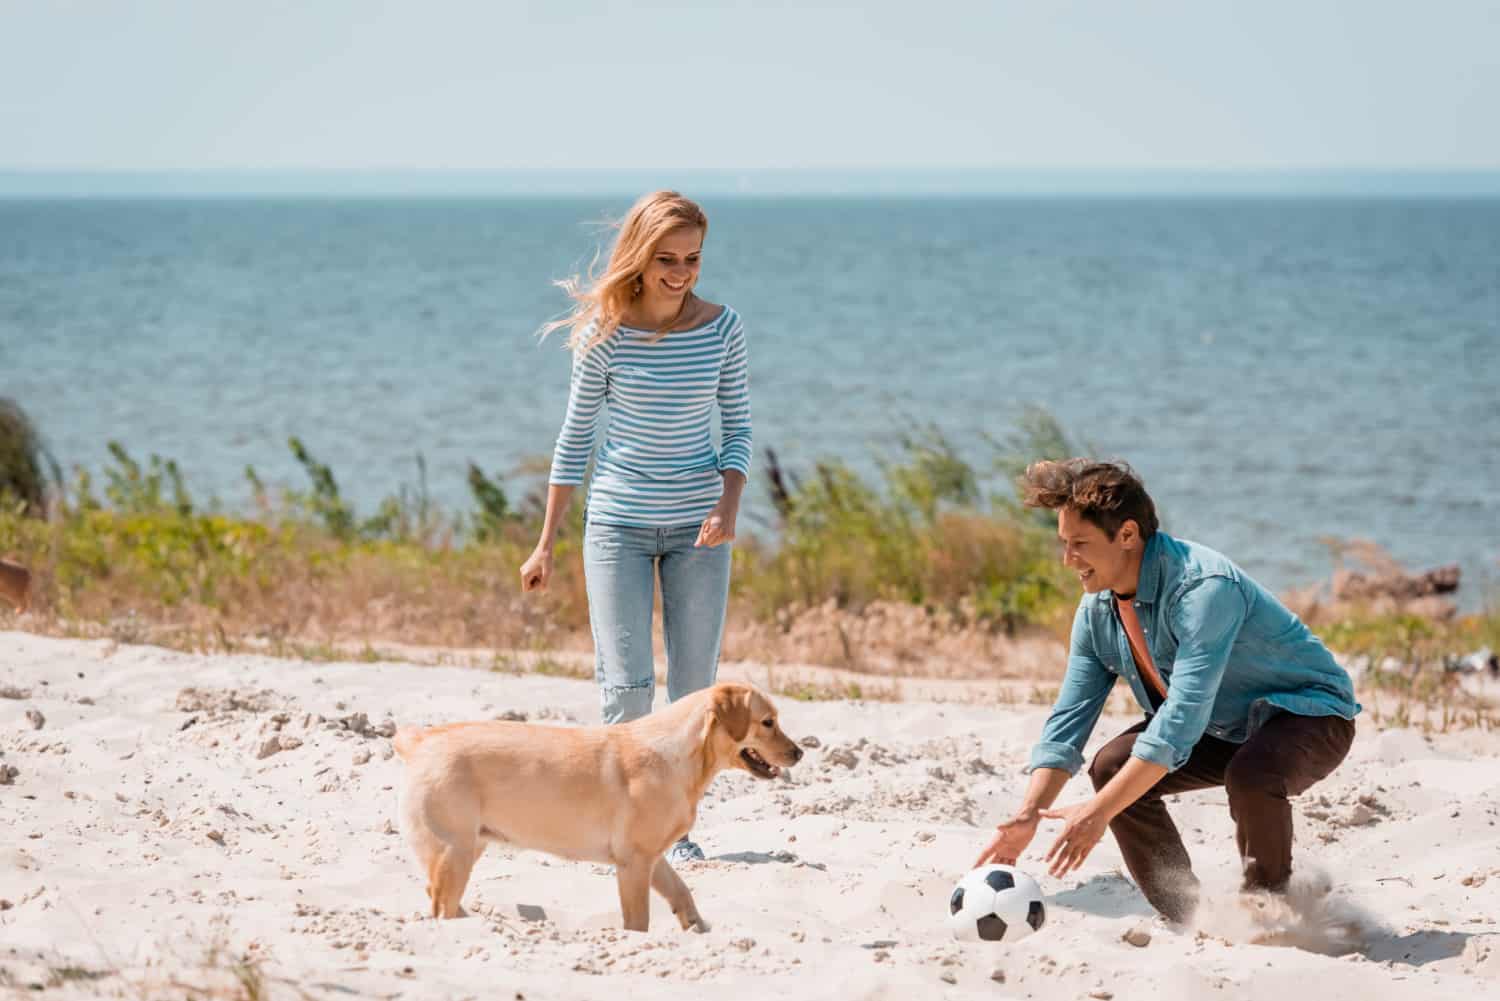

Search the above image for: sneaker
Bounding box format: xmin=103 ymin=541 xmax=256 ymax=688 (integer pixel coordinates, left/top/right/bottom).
xmin=667 ymin=837 xmax=706 ymax=864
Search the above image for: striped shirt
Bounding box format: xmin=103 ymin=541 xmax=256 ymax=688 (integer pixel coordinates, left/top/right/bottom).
xmin=548 ymin=305 xmax=751 ymax=528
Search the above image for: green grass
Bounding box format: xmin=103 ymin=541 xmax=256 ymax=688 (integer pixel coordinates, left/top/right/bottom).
xmin=0 ymin=396 xmax=56 ymax=517
xmin=0 ymin=415 xmax=1081 ymax=654
xmin=737 ymin=423 xmax=1077 ymax=634
xmin=531 ymin=653 xmax=592 ymax=679
xmin=1314 ymin=603 xmax=1500 ymax=732
xmin=1321 ymin=609 xmax=1498 ymax=687
xmin=769 ymin=677 xmax=901 ymax=703
xmin=5 ymin=400 xmax=1493 ymax=728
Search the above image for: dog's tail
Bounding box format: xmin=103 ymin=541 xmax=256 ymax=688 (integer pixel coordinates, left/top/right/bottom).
xmin=392 ymin=726 xmax=425 ymax=760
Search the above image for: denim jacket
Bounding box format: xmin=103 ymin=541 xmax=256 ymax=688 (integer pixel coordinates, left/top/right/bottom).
xmin=1027 ymin=531 xmax=1361 ymax=775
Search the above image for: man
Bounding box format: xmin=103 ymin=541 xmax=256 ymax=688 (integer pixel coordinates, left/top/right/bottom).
xmin=974 ymin=459 xmax=1359 ymax=925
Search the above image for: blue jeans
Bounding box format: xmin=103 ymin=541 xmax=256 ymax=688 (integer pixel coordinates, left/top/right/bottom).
xmin=582 ymin=520 xmax=734 ymax=724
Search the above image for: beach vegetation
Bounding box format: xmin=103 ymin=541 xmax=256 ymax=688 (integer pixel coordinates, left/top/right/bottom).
xmin=0 ymin=412 xmax=1079 ymax=654
xmin=0 ymin=398 xmax=1494 ymax=724
xmin=0 ymin=395 xmax=58 ymax=517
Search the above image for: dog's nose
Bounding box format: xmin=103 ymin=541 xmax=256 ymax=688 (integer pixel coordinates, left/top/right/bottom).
xmin=792 ymin=745 xmax=805 ymax=763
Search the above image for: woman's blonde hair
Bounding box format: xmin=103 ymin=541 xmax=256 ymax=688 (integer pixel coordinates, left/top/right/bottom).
xmin=541 ymin=190 xmax=708 ymax=354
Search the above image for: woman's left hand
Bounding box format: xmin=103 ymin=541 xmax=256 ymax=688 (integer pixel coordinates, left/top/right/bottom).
xmin=1040 ymin=799 xmax=1112 ymax=878
xmin=695 ymin=498 xmax=738 ymax=547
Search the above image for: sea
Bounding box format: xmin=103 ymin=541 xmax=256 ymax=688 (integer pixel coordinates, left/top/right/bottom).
xmin=3 ymin=193 xmax=1498 ymax=601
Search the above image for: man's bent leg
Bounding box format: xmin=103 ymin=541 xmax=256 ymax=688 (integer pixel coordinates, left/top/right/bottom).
xmin=1089 ymin=722 xmax=1236 ymax=924
xmin=1224 ymin=712 xmax=1356 ymax=892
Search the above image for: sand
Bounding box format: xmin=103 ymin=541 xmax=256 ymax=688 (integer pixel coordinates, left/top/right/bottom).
xmin=2 ymin=630 xmax=1497 ymax=999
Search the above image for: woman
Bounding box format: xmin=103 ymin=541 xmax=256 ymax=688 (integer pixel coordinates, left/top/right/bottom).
xmin=519 ymin=191 xmax=751 ymax=863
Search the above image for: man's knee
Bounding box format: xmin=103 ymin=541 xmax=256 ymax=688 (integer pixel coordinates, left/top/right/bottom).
xmin=1224 ymin=755 xmax=1288 ymax=803
xmin=1088 ymin=742 xmax=1131 ymax=791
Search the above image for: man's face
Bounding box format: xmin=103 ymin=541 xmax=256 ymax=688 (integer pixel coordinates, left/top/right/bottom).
xmin=1057 ymin=506 xmax=1140 ymax=594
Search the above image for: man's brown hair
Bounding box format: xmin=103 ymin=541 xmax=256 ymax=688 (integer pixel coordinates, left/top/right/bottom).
xmin=1021 ymin=458 xmax=1159 ymax=541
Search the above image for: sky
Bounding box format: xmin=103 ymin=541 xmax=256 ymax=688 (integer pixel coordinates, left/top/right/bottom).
xmin=2 ymin=0 xmax=1498 ymax=177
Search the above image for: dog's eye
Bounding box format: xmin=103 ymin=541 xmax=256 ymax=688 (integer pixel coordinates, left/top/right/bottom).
xmin=761 ymin=718 xmax=774 ymax=728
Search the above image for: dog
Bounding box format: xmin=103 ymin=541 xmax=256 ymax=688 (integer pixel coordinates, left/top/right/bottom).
xmin=0 ymin=559 xmax=30 ymax=613
xmin=393 ymin=681 xmax=803 ymax=931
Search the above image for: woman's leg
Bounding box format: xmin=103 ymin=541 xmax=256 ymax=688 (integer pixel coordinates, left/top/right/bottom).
xmin=656 ymin=525 xmax=734 ymax=861
xmin=658 ymin=526 xmax=734 ymax=704
xmin=583 ymin=521 xmax=659 ymax=724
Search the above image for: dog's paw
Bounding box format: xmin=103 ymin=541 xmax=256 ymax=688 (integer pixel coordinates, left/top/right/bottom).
xmin=686 ymin=917 xmax=710 ymax=934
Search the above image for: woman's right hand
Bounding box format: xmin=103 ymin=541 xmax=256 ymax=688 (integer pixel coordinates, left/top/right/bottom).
xmin=972 ymin=810 xmax=1042 ymax=868
xmin=519 ymin=546 xmax=553 ymax=593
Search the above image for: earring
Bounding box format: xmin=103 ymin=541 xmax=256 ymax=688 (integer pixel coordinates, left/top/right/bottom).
xmin=632 ymin=276 xmax=643 ymax=297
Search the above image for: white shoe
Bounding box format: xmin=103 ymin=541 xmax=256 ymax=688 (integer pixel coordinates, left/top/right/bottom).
xmin=667 ymin=837 xmax=706 ymax=864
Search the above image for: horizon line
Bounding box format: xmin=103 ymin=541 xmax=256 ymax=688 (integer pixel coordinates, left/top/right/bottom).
xmin=3 ymin=166 xmax=1499 ymax=198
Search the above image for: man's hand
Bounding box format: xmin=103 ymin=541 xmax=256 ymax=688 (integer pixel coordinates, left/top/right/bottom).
xmin=973 ymin=810 xmax=1041 ymax=868
xmin=1041 ymin=799 xmax=1112 ymax=878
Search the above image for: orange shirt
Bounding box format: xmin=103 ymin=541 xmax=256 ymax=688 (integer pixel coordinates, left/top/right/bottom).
xmin=1116 ymin=596 xmax=1168 ymax=701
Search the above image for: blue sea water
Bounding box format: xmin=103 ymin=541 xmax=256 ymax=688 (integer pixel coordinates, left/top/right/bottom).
xmin=3 ymin=196 xmax=1498 ymax=599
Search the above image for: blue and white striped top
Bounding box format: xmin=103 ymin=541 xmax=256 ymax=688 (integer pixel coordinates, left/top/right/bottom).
xmin=548 ymin=305 xmax=751 ymax=528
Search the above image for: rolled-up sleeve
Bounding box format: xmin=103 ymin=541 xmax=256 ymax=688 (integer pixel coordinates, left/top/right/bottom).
xmin=1027 ymin=602 xmax=1117 ymax=775
xmin=716 ymin=316 xmax=752 ymax=478
xmin=547 ymin=345 xmax=608 ymax=486
xmin=1131 ymin=577 xmax=1247 ymax=770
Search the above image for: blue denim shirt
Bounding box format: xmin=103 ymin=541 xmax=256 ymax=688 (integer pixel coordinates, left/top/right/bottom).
xmin=1027 ymin=531 xmax=1361 ymax=775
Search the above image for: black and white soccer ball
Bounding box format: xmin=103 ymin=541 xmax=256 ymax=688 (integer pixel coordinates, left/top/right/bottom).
xmin=947 ymin=864 xmax=1046 ymax=942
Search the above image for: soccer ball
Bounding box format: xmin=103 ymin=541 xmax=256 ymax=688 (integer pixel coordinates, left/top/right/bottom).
xmin=947 ymin=864 xmax=1046 ymax=942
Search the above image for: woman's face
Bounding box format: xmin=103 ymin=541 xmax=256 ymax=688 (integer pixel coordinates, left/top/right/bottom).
xmin=640 ymin=226 xmax=704 ymax=303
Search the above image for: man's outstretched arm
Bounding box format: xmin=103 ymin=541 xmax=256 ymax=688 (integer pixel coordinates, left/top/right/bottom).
xmin=978 ymin=603 xmax=1116 ymax=867
xmin=1041 ymin=756 xmax=1168 ymax=876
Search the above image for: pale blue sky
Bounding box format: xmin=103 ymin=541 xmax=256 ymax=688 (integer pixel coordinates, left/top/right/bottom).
xmin=3 ymin=0 xmax=1497 ymax=171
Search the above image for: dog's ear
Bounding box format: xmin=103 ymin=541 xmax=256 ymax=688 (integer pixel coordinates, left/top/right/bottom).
xmin=711 ymin=686 xmax=751 ymax=743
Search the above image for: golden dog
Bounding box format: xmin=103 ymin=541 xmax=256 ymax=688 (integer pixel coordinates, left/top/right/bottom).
xmin=393 ymin=681 xmax=803 ymax=931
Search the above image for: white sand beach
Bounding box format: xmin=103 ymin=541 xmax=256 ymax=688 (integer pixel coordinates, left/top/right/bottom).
xmin=2 ymin=630 xmax=1497 ymax=999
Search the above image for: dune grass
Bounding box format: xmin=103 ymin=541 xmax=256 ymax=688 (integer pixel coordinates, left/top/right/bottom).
xmin=2 ymin=400 xmax=1494 ymax=724
xmin=0 ymin=396 xmax=58 ymax=517
xmin=0 ymin=409 xmax=1079 ymax=662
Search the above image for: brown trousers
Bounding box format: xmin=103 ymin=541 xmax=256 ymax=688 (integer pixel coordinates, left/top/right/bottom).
xmin=1088 ymin=711 xmax=1355 ymax=924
